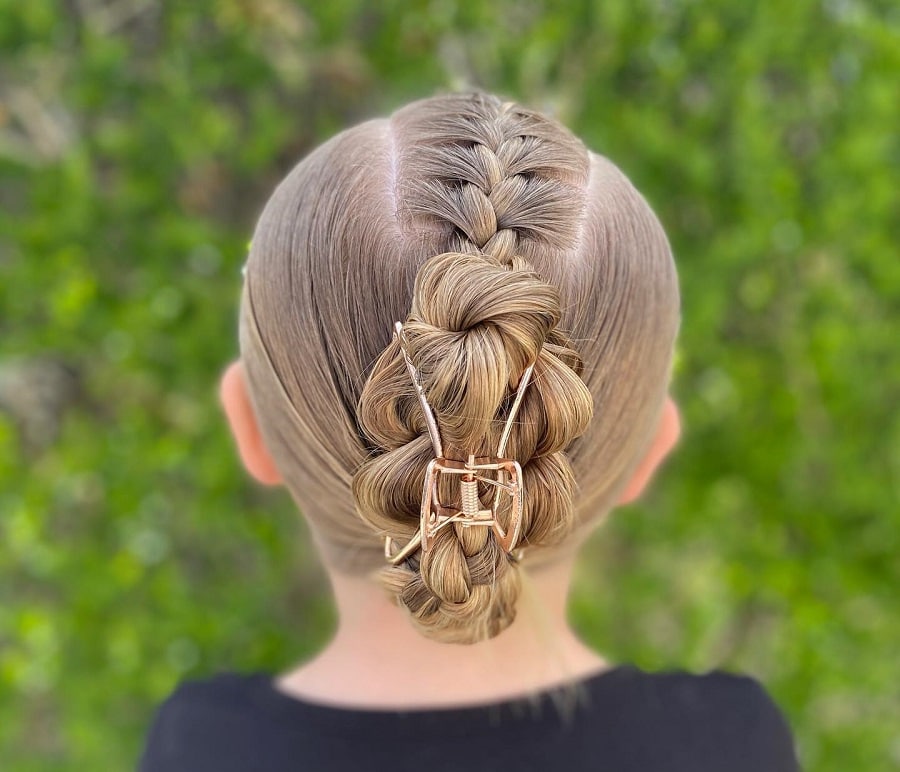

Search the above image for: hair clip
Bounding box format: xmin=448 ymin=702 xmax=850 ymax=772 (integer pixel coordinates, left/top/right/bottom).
xmin=384 ymin=321 xmax=535 ymax=565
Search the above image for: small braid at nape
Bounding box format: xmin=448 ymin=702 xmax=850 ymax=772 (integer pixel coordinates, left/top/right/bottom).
xmin=353 ymin=94 xmax=595 ymax=643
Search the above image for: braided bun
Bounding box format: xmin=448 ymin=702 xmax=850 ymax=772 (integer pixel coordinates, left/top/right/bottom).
xmin=352 ymin=95 xmax=594 ymax=643
xmin=355 ymin=252 xmax=591 ymax=643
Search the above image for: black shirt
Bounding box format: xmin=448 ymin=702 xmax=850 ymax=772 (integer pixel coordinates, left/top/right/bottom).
xmin=138 ymin=665 xmax=800 ymax=771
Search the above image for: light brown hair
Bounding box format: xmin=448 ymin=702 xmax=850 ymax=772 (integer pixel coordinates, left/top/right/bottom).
xmin=239 ymin=93 xmax=679 ymax=644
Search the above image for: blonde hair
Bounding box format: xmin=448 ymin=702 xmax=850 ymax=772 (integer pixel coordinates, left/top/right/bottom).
xmin=239 ymin=93 xmax=679 ymax=644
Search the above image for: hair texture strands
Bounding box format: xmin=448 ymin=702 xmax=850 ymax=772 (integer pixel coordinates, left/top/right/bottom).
xmin=239 ymin=92 xmax=680 ymax=645
xmin=356 ymin=251 xmax=593 ymax=643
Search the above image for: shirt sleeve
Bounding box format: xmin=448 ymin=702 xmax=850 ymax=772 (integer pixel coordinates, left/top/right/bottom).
xmin=735 ymin=676 xmax=802 ymax=772
xmin=135 ymin=675 xmax=281 ymax=772
xmin=135 ymin=680 xmax=223 ymax=772
xmin=136 ymin=688 xmax=178 ymax=771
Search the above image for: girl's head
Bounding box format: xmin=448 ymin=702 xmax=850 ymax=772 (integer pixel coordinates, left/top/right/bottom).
xmin=223 ymin=92 xmax=680 ymax=644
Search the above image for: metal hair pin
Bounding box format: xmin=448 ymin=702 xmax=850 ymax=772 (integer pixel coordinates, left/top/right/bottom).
xmin=384 ymin=321 xmax=535 ymax=565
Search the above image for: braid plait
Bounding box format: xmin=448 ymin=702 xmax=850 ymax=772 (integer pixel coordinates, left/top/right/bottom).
xmin=353 ymin=94 xmax=594 ymax=643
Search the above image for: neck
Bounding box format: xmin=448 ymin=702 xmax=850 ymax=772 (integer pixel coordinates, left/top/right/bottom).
xmin=275 ymin=558 xmax=609 ymax=709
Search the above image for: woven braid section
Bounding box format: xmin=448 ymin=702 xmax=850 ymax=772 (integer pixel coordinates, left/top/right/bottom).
xmin=352 ymin=94 xmax=593 ymax=643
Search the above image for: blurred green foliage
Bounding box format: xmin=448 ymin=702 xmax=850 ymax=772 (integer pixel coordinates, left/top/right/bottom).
xmin=1 ymin=1 xmax=897 ymax=770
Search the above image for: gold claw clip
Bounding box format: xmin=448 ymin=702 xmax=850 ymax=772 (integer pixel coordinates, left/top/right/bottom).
xmin=384 ymin=321 xmax=534 ymax=565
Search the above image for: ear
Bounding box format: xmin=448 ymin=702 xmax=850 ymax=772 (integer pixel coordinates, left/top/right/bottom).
xmin=219 ymin=360 xmax=283 ymax=486
xmin=617 ymin=395 xmax=681 ymax=505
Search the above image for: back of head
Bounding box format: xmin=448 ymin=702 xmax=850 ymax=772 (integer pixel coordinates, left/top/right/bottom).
xmin=239 ymin=92 xmax=679 ymax=644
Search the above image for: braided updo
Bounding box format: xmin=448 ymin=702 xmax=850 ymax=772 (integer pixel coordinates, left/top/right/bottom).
xmin=356 ymin=252 xmax=592 ymax=642
xmin=239 ymin=93 xmax=680 ymax=644
xmin=352 ymin=99 xmax=595 ymax=641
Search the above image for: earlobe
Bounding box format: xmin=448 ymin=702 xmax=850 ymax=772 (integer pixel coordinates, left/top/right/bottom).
xmin=219 ymin=361 xmax=283 ymax=486
xmin=616 ymin=395 xmax=681 ymax=505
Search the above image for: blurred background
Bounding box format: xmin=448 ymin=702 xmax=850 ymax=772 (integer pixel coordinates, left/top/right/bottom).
xmin=1 ymin=1 xmax=898 ymax=769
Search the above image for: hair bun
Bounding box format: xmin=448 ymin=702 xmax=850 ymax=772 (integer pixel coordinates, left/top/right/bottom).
xmin=400 ymin=251 xmax=561 ymax=448
xmin=413 ymin=252 xmax=559 ymax=335
xmin=353 ymin=250 xmax=593 ymax=643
